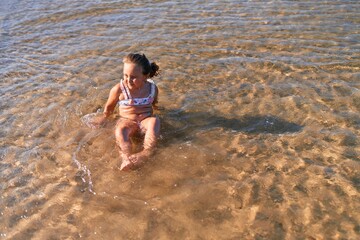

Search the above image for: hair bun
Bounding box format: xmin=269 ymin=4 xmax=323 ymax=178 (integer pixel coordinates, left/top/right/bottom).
xmin=150 ymin=62 xmax=160 ymax=78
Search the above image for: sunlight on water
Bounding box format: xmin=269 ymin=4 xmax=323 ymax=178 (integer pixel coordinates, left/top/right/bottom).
xmin=0 ymin=0 xmax=359 ymax=239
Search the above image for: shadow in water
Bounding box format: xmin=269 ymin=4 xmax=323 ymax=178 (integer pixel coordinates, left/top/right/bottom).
xmin=160 ymin=109 xmax=303 ymax=143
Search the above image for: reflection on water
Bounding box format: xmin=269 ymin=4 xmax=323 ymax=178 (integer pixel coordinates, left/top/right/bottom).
xmin=1 ymin=0 xmax=359 ymax=239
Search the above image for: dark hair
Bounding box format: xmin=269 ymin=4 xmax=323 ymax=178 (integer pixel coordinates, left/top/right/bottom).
xmin=123 ymin=53 xmax=160 ymax=78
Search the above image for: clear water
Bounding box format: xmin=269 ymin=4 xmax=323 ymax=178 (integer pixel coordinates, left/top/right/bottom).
xmin=1 ymin=0 xmax=359 ymax=239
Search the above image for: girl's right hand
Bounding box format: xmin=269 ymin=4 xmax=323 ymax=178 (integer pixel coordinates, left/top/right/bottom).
xmin=81 ymin=112 xmax=107 ymax=129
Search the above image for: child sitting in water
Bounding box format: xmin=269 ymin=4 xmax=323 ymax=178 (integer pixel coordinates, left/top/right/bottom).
xmin=101 ymin=53 xmax=160 ymax=170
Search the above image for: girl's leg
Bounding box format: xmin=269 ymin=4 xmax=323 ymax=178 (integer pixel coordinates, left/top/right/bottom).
xmin=141 ymin=116 xmax=160 ymax=151
xmin=128 ymin=116 xmax=160 ymax=167
xmin=114 ymin=119 xmax=137 ymax=169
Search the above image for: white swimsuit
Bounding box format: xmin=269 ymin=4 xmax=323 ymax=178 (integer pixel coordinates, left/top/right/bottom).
xmin=118 ymin=79 xmax=156 ymax=106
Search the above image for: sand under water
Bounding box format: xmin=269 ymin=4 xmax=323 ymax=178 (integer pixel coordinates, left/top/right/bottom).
xmin=1 ymin=0 xmax=359 ymax=239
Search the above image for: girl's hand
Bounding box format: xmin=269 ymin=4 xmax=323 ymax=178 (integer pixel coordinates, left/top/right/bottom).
xmin=81 ymin=112 xmax=107 ymax=129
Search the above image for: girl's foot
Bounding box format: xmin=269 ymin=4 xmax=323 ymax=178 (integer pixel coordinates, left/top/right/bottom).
xmin=128 ymin=150 xmax=152 ymax=169
xmin=119 ymin=153 xmax=132 ymax=171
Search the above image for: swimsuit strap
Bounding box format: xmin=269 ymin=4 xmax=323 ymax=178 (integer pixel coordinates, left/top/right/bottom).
xmin=119 ymin=79 xmax=131 ymax=99
xmin=147 ymin=79 xmax=156 ymax=98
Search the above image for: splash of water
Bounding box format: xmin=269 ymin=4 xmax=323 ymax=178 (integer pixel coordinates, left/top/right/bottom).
xmin=81 ymin=111 xmax=106 ymax=129
xmin=71 ymin=132 xmax=101 ymax=195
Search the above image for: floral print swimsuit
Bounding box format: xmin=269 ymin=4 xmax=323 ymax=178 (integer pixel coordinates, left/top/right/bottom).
xmin=118 ymin=79 xmax=156 ymax=106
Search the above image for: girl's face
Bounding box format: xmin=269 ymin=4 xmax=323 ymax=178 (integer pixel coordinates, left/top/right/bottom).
xmin=123 ymin=63 xmax=147 ymax=90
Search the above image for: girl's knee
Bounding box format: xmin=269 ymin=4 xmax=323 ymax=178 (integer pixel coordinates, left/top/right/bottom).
xmin=115 ymin=123 xmax=124 ymax=136
xmin=115 ymin=124 xmax=131 ymax=140
xmin=145 ymin=116 xmax=159 ymax=124
xmin=142 ymin=117 xmax=160 ymax=132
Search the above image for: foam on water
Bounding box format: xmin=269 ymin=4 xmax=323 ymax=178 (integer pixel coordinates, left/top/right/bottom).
xmin=72 ymin=134 xmax=97 ymax=195
xmin=80 ymin=112 xmax=106 ymax=129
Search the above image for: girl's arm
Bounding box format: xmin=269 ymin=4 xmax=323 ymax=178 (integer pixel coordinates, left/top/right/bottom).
xmin=103 ymin=83 xmax=121 ymax=117
xmin=152 ymin=85 xmax=159 ymax=110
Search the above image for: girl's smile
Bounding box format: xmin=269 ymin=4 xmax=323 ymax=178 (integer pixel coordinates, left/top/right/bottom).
xmin=123 ymin=63 xmax=147 ymax=90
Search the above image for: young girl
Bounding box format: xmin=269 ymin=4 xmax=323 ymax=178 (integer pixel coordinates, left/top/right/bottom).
xmin=102 ymin=53 xmax=160 ymax=171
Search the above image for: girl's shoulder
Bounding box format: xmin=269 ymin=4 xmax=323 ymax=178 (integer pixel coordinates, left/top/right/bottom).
xmin=112 ymin=82 xmax=121 ymax=90
xmin=110 ymin=83 xmax=122 ymax=95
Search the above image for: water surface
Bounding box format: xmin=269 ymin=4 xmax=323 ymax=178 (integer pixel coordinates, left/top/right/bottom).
xmin=1 ymin=0 xmax=359 ymax=239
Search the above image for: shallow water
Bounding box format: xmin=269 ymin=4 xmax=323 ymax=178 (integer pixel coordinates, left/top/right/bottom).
xmin=1 ymin=0 xmax=359 ymax=239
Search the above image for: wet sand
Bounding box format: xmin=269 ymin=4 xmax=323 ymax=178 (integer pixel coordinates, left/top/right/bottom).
xmin=1 ymin=0 xmax=359 ymax=239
